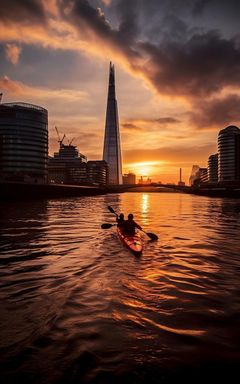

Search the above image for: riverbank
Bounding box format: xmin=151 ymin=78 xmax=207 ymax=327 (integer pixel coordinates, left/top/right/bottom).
xmin=0 ymin=181 xmax=106 ymax=200
xmin=186 ymin=186 xmax=240 ymax=198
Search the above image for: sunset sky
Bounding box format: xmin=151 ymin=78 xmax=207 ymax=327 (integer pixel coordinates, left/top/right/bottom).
xmin=1 ymin=0 xmax=240 ymax=183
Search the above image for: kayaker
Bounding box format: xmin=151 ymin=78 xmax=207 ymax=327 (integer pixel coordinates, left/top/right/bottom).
xmin=117 ymin=213 xmax=125 ymax=227
xmin=122 ymin=213 xmax=142 ymax=235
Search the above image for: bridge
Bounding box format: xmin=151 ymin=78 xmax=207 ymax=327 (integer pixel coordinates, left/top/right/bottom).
xmin=105 ymin=183 xmax=190 ymax=193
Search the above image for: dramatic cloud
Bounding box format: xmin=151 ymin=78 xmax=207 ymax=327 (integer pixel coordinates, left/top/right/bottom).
xmin=0 ymin=0 xmax=46 ymax=24
xmin=190 ymin=94 xmax=240 ymax=129
xmin=0 ymin=75 xmax=88 ymax=102
xmin=4 ymin=43 xmax=21 ymax=65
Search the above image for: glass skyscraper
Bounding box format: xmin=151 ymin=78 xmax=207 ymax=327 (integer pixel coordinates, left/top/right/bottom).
xmin=103 ymin=62 xmax=122 ymax=184
xmin=0 ymin=102 xmax=48 ymax=183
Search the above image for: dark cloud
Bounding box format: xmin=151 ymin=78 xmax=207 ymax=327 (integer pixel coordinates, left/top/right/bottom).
xmin=0 ymin=0 xmax=46 ymax=24
xmin=155 ymin=117 xmax=181 ymax=124
xmin=192 ymin=0 xmax=211 ymax=16
xmin=115 ymin=0 xmax=139 ymax=43
xmin=121 ymin=123 xmax=142 ymax=131
xmin=137 ymin=30 xmax=240 ymax=98
xmin=190 ymin=94 xmax=240 ymax=128
xmin=59 ymin=1 xmax=240 ymax=100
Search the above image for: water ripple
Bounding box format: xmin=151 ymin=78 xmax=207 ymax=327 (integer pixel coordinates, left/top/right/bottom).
xmin=0 ymin=193 xmax=240 ymax=383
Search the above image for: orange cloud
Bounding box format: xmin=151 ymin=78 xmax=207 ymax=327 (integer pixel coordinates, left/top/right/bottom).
xmin=0 ymin=75 xmax=88 ymax=102
xmin=4 ymin=43 xmax=21 ymax=65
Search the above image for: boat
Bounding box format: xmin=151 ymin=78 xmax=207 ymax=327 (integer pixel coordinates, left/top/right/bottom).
xmin=116 ymin=226 xmax=143 ymax=256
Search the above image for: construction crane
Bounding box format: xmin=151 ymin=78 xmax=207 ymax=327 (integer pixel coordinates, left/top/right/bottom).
xmin=55 ymin=126 xmax=65 ymax=148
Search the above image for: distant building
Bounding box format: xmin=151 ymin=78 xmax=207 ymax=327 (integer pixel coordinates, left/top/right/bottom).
xmin=189 ymin=165 xmax=208 ymax=186
xmin=103 ymin=62 xmax=122 ymax=184
xmin=218 ymin=125 xmax=240 ymax=184
xmin=122 ymin=172 xmax=136 ymax=184
xmin=48 ymin=143 xmax=87 ymax=184
xmin=0 ymin=102 xmax=48 ymax=183
xmin=178 ymin=167 xmax=185 ymax=186
xmin=208 ymin=153 xmax=218 ymax=183
xmin=87 ymin=161 xmax=108 ymax=185
xmin=138 ymin=176 xmax=152 ymax=184
xmin=49 ymin=144 xmax=108 ymax=185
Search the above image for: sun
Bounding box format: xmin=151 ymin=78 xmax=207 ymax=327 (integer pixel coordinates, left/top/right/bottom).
xmin=124 ymin=161 xmax=162 ymax=178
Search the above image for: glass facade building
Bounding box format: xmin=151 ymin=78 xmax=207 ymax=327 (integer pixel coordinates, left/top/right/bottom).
xmin=208 ymin=153 xmax=218 ymax=183
xmin=218 ymin=125 xmax=240 ymax=183
xmin=0 ymin=102 xmax=48 ymax=183
xmin=103 ymin=62 xmax=122 ymax=184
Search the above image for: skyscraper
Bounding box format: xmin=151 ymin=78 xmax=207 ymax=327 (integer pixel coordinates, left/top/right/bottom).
xmin=0 ymin=102 xmax=48 ymax=183
xmin=218 ymin=125 xmax=240 ymax=184
xmin=103 ymin=62 xmax=122 ymax=184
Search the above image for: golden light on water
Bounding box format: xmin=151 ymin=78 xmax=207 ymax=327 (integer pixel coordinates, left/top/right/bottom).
xmin=141 ymin=193 xmax=149 ymax=214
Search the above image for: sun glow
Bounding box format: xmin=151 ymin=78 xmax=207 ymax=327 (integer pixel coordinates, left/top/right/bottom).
xmin=124 ymin=161 xmax=165 ymax=178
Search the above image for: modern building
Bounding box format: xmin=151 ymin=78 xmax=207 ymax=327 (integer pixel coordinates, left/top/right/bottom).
xmin=122 ymin=172 xmax=136 ymax=184
xmin=103 ymin=62 xmax=122 ymax=184
xmin=208 ymin=153 xmax=218 ymax=183
xmin=0 ymin=102 xmax=48 ymax=183
xmin=87 ymin=161 xmax=108 ymax=185
xmin=218 ymin=125 xmax=240 ymax=184
xmin=48 ymin=143 xmax=87 ymax=184
xmin=49 ymin=144 xmax=108 ymax=185
xmin=189 ymin=165 xmax=208 ymax=186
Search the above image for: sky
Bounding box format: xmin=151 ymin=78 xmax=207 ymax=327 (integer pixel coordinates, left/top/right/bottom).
xmin=1 ymin=0 xmax=240 ymax=184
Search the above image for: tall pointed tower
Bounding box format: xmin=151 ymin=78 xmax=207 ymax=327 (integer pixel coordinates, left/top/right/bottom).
xmin=103 ymin=62 xmax=122 ymax=184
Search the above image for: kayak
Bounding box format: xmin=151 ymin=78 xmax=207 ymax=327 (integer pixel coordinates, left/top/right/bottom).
xmin=116 ymin=226 xmax=143 ymax=256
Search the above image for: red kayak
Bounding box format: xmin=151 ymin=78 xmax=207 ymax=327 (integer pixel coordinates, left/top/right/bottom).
xmin=117 ymin=227 xmax=143 ymax=256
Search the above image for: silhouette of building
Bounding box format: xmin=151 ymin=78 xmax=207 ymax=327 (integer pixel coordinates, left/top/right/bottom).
xmin=48 ymin=143 xmax=87 ymax=184
xmin=208 ymin=153 xmax=218 ymax=183
xmin=138 ymin=176 xmax=152 ymax=184
xmin=178 ymin=167 xmax=185 ymax=186
xmin=103 ymin=62 xmax=122 ymax=184
xmin=0 ymin=102 xmax=48 ymax=183
xmin=123 ymin=172 xmax=136 ymax=184
xmin=87 ymin=161 xmax=108 ymax=185
xmin=49 ymin=143 xmax=108 ymax=185
xmin=189 ymin=165 xmax=208 ymax=186
xmin=218 ymin=125 xmax=240 ymax=184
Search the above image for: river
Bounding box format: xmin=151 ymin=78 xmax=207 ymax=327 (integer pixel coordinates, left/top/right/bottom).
xmin=0 ymin=192 xmax=240 ymax=383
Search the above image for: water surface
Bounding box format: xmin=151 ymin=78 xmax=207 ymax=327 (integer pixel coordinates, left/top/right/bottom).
xmin=0 ymin=193 xmax=240 ymax=383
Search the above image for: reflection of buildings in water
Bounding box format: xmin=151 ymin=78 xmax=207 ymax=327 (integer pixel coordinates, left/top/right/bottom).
xmin=0 ymin=200 xmax=48 ymax=251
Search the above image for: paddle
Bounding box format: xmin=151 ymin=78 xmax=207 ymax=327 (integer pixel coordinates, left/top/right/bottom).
xmin=101 ymin=223 xmax=116 ymax=229
xmin=107 ymin=205 xmax=158 ymax=241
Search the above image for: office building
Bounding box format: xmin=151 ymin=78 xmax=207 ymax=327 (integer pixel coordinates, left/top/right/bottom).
xmin=218 ymin=125 xmax=240 ymax=184
xmin=48 ymin=143 xmax=87 ymax=184
xmin=49 ymin=144 xmax=108 ymax=185
xmin=87 ymin=161 xmax=108 ymax=185
xmin=0 ymin=102 xmax=48 ymax=183
xmin=208 ymin=153 xmax=218 ymax=183
xmin=103 ymin=62 xmax=122 ymax=184
xmin=123 ymin=172 xmax=136 ymax=184
xmin=189 ymin=165 xmax=208 ymax=186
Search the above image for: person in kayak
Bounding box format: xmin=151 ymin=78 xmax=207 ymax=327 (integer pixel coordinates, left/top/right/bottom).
xmin=117 ymin=213 xmax=125 ymax=227
xmin=122 ymin=213 xmax=142 ymax=235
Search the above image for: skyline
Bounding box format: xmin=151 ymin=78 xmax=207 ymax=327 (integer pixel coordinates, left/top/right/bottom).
xmin=1 ymin=1 xmax=240 ymax=183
